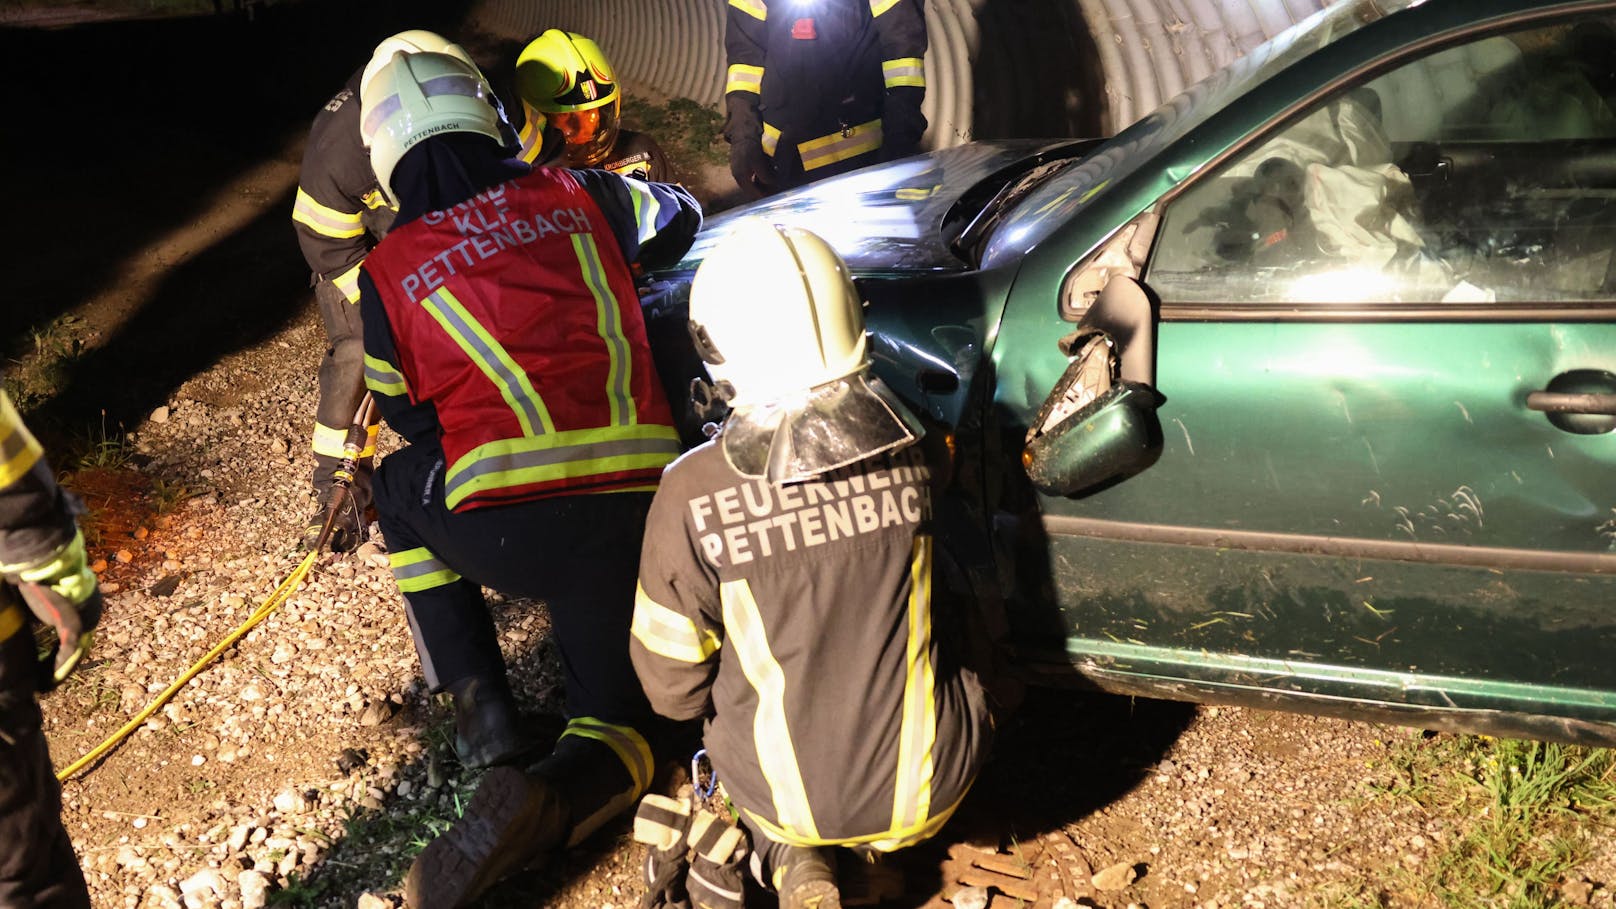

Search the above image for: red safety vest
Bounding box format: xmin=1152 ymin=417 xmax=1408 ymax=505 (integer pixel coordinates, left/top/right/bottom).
xmin=364 ymin=168 xmax=679 ymax=511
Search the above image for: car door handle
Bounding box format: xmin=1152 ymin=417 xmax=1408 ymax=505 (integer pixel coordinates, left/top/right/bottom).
xmin=1526 ymin=391 xmax=1616 ymax=414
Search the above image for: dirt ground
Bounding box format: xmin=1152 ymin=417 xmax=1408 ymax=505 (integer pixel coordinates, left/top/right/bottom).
xmin=6 ymin=5 xmax=1616 ymax=909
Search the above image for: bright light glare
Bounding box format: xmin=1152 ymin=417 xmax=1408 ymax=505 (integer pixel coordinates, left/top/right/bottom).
xmin=1287 ymin=267 xmax=1396 ymax=303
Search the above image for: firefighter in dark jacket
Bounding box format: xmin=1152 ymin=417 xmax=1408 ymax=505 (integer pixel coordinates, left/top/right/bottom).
xmin=513 ymin=29 xmax=676 ymax=183
xmin=630 ymin=222 xmax=991 ymax=909
xmin=354 ymin=50 xmax=702 ymax=907
xmin=290 ymin=30 xmax=498 ymax=552
xmin=725 ymin=0 xmax=928 ymax=197
xmin=0 ymin=389 xmax=102 ymax=909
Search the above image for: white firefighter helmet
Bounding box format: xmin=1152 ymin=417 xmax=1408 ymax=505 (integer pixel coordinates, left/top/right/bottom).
xmin=360 ymin=51 xmax=507 ymax=206
xmin=688 ymin=220 xmax=923 ymax=482
xmin=360 ymin=30 xmax=481 ymax=98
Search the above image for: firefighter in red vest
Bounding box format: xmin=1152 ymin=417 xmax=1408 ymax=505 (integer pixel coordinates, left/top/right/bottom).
xmin=724 ymin=0 xmax=928 ymax=197
xmin=355 ymin=50 xmax=701 ymax=907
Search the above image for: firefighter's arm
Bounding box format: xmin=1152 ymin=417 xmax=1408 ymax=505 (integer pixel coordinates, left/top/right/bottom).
xmin=0 ymin=391 xmax=100 ymax=688
xmin=872 ymin=0 xmax=929 ymax=160
xmin=724 ymin=0 xmax=775 ymax=195
xmin=574 ymin=170 xmax=703 ymax=270
xmin=291 ymin=97 xmax=379 ymax=303
xmin=358 ymin=271 xmax=441 ymax=447
xmin=630 ymin=486 xmax=723 ymax=721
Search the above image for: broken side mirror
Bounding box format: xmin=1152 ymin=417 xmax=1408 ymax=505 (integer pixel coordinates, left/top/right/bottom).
xmin=1022 ymin=277 xmax=1163 ymax=496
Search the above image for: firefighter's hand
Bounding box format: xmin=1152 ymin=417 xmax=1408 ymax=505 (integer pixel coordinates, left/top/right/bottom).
xmin=728 ymin=141 xmax=776 ymax=198
xmin=10 ymin=530 xmax=101 ymax=689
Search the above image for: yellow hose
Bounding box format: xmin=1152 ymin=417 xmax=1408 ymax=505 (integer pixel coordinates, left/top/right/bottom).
xmin=56 ymin=549 xmax=320 ymax=781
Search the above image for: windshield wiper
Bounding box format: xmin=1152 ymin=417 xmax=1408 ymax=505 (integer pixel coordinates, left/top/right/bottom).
xmin=950 ymin=159 xmax=1070 ymax=263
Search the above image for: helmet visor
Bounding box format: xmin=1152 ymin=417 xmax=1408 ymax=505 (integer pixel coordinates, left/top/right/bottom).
xmin=552 ymin=97 xmax=621 ymax=167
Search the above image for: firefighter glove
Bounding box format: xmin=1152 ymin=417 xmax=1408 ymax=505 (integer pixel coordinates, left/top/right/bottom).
xmin=879 ymin=90 xmax=927 ymax=162
xmin=729 ymin=141 xmax=776 ymax=198
xmin=6 ymin=530 xmax=101 ymax=689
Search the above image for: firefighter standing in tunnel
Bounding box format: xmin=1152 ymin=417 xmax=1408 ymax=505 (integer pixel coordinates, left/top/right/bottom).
xmin=0 ymin=389 xmax=102 ymax=909
xmin=289 ymin=30 xmax=503 ymax=554
xmin=724 ymin=0 xmax=928 ymax=197
xmin=353 ymin=48 xmax=701 ymax=907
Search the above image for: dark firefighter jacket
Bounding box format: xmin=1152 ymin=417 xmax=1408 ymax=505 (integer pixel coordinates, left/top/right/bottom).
xmin=725 ymin=0 xmax=927 ymax=185
xmin=291 ymin=67 xmax=397 ymax=304
xmin=358 ymin=133 xmax=702 ymax=509
xmin=0 ymin=391 xmax=76 ymax=651
xmin=630 ymin=432 xmax=992 ymax=851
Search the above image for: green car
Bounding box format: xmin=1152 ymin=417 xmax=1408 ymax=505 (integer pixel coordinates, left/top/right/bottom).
xmin=647 ymin=0 xmax=1616 ymax=745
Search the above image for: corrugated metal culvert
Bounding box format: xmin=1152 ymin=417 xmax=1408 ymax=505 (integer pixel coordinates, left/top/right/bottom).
xmin=468 ymin=0 xmax=1333 ymax=142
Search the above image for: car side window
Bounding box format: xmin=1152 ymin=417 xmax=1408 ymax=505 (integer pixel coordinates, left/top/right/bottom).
xmin=1146 ymin=17 xmax=1616 ymax=305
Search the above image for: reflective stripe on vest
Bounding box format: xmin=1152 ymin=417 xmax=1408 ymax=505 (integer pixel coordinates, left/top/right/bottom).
xmin=891 ymin=535 xmax=936 ymax=833
xmin=292 ymin=188 xmax=364 ymax=239
xmin=443 ymin=424 xmax=679 ymax=510
xmin=798 ymin=119 xmax=882 ymax=171
xmin=421 ymin=287 xmax=555 ymax=438
xmin=721 ymin=578 xmax=820 ymax=840
xmin=0 ymin=391 xmax=43 ymax=488
xmin=574 ymin=233 xmax=637 ymax=427
xmin=726 ymin=64 xmax=764 ymax=95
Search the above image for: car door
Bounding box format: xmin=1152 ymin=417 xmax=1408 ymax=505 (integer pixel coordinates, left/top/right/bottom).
xmin=1001 ymin=10 xmax=1616 ymax=740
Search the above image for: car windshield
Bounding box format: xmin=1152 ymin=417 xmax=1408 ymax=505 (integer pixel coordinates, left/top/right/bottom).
xmin=981 ymin=0 xmax=1423 ymax=269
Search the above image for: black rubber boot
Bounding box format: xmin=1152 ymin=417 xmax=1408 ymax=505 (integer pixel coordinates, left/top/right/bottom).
xmin=758 ymin=840 xmax=842 ymax=909
xmin=404 ymin=766 xmax=570 ymax=908
xmin=448 ymin=676 xmax=534 ymax=770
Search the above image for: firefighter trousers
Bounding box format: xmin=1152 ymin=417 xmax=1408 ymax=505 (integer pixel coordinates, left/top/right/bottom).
xmin=0 ymin=614 xmax=90 ymax=909
xmin=311 ymin=279 xmax=372 ymax=502
xmin=373 ymin=441 xmax=654 ymax=726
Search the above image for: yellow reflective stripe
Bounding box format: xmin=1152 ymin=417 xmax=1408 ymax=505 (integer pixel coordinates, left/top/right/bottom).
xmin=562 ymin=717 xmax=654 ymax=795
xmin=891 ymin=535 xmax=936 ymax=832
xmin=518 ymin=102 xmax=547 ymax=164
xmin=633 ymin=582 xmax=721 ymax=664
xmin=761 ymin=122 xmax=781 ymax=157
xmin=726 ymin=64 xmax=764 ymax=95
xmin=882 ymin=57 xmax=925 ymax=89
xmin=728 ymin=0 xmax=766 ymax=20
xmin=420 ymin=287 xmax=554 ymax=438
xmin=331 ymin=262 xmax=364 ymax=303
xmin=747 ymin=785 xmax=969 ymax=851
xmin=623 ymin=181 xmax=664 ymax=249
xmin=0 ymin=603 xmax=22 ymax=644
xmin=311 ymin=422 xmax=348 ymax=457
xmin=292 ymin=188 xmax=365 ymax=239
xmin=389 ymin=547 xmax=461 ymax=593
xmin=870 ymin=0 xmax=901 ymax=15
xmin=574 ymin=233 xmax=636 ymax=427
xmin=443 ymin=423 xmax=679 ymax=509
xmin=0 ymin=391 xmax=43 ymax=488
xmin=360 ymin=189 xmax=395 ymax=212
xmin=364 ymin=354 xmax=410 ymax=397
xmin=798 ymin=119 xmax=882 ymax=171
xmin=721 ymin=579 xmax=819 ymax=839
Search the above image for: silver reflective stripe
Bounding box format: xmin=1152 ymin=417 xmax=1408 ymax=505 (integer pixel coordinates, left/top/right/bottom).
xmin=443 ymin=434 xmax=679 ymax=503
xmin=573 ymin=234 xmax=636 ymax=427
xmin=421 ymin=290 xmax=547 ymax=436
xmin=391 ymin=556 xmax=455 ymax=584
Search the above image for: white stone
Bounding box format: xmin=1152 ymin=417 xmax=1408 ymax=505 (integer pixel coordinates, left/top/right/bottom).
xmin=236 ymin=870 xmax=270 ymax=909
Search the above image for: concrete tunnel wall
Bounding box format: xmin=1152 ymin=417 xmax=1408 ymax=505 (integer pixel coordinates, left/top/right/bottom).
xmin=466 ymin=0 xmax=1335 ymax=145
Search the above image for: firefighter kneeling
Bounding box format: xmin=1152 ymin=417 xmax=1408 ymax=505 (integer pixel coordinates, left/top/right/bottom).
xmin=629 ymin=222 xmax=994 ymax=908
xmin=353 ymin=48 xmax=702 ymax=907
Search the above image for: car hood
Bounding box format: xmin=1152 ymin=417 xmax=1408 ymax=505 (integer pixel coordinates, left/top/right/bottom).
xmin=663 ymin=140 xmax=1090 ymax=277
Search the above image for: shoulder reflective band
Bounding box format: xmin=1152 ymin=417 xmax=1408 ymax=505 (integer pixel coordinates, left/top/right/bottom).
xmin=633 ymin=581 xmax=722 ymax=664
xmin=292 ymin=188 xmax=365 ymax=239
xmin=728 ymin=0 xmax=766 ymax=21
xmin=798 ymin=119 xmax=882 ymax=171
xmin=726 ymin=64 xmax=764 ymax=96
xmin=890 ymin=534 xmax=936 ymax=835
xmin=420 ymin=287 xmax=554 ymax=438
xmin=882 ymin=57 xmax=925 ymax=89
xmin=389 ymin=547 xmax=462 ymax=593
xmin=0 ymin=391 xmax=43 ymax=488
xmin=720 ymin=577 xmax=820 ymax=839
xmin=364 ymin=354 xmax=410 ymax=398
